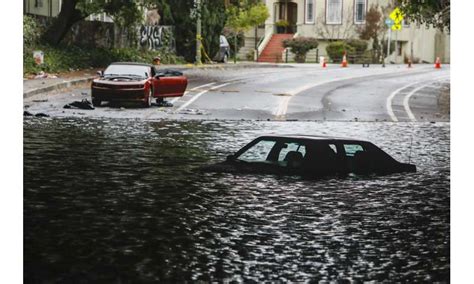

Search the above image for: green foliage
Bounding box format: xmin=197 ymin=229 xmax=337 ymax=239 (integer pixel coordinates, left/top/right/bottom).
xmin=345 ymin=39 xmax=368 ymax=54
xmin=77 ymin=0 xmax=143 ymax=28
xmin=246 ymin=49 xmax=255 ymax=61
xmin=23 ymin=45 xmax=184 ymax=76
xmin=201 ymin=0 xmax=228 ymax=62
xmin=326 ymin=41 xmax=355 ymax=62
xmin=158 ymin=0 xmax=226 ymax=62
xmin=275 ymin=20 xmax=289 ymax=27
xmin=396 ymin=0 xmax=450 ymax=31
xmin=226 ymin=1 xmax=269 ymax=32
xmin=283 ymin=37 xmax=319 ymax=63
xmin=23 ymin=15 xmax=43 ymax=47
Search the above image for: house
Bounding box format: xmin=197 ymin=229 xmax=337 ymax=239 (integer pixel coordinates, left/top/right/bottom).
xmin=239 ymin=0 xmax=450 ymax=64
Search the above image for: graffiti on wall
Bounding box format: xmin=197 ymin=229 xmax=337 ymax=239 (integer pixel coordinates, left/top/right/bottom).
xmin=139 ymin=25 xmax=175 ymax=51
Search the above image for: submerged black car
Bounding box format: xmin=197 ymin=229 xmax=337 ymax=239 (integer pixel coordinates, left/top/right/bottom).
xmin=203 ymin=135 xmax=416 ymax=177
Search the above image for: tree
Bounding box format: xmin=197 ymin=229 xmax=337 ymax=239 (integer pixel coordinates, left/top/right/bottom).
xmin=357 ymin=5 xmax=384 ymax=62
xmin=142 ymin=0 xmax=227 ymax=62
xmin=226 ymin=0 xmax=269 ymax=63
xmin=42 ymin=0 xmax=142 ymax=45
xmin=396 ymin=0 xmax=450 ymax=31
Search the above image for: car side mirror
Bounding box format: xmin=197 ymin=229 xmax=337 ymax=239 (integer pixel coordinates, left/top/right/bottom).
xmin=226 ymin=155 xmax=235 ymax=161
xmin=96 ymin=70 xmax=103 ymax=76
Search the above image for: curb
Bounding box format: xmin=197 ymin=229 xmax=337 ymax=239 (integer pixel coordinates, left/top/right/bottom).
xmin=23 ymin=63 xmax=288 ymax=98
xmin=23 ymin=76 xmax=95 ymax=99
xmin=167 ymin=62 xmax=291 ymax=71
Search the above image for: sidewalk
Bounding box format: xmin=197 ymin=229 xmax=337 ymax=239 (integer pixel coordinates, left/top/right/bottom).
xmin=23 ymin=62 xmax=284 ymax=98
xmin=23 ymin=69 xmax=99 ymax=99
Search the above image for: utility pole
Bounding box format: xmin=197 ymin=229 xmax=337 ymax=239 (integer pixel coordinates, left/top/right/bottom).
xmin=386 ymin=27 xmax=392 ymax=65
xmin=195 ymin=0 xmax=202 ymax=65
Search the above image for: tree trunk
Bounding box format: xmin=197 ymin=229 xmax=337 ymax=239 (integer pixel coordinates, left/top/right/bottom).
xmin=234 ymin=34 xmax=237 ymax=64
xmin=41 ymin=0 xmax=86 ymax=45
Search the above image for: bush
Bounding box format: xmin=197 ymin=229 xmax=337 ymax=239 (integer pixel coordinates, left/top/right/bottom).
xmin=325 ymin=41 xmax=355 ymax=62
xmin=23 ymin=15 xmax=42 ymax=47
xmin=246 ymin=49 xmax=255 ymax=61
xmin=345 ymin=39 xmax=368 ymax=54
xmin=23 ymin=45 xmax=185 ymax=76
xmin=283 ymin=37 xmax=319 ymax=63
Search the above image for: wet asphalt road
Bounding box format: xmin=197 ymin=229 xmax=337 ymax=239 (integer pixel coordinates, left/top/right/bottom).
xmin=24 ymin=64 xmax=450 ymax=122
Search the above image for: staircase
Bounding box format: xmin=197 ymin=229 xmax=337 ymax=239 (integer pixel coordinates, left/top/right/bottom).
xmin=258 ymin=34 xmax=294 ymax=63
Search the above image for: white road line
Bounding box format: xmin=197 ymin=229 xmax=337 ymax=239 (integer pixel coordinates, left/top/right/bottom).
xmin=275 ymin=69 xmax=415 ymax=117
xmin=189 ymin=82 xmax=218 ymax=91
xmin=175 ymin=82 xmax=231 ymax=112
xmin=169 ymin=82 xmax=217 ymax=104
xmin=402 ymin=76 xmax=450 ymax=122
xmin=387 ymin=75 xmax=450 ymax=121
xmin=386 ymin=81 xmax=423 ymax=122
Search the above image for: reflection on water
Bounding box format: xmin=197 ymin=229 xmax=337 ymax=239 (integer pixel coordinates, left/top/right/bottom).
xmin=24 ymin=118 xmax=450 ymax=282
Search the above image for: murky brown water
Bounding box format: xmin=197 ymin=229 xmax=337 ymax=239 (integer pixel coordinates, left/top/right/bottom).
xmin=24 ymin=118 xmax=450 ymax=282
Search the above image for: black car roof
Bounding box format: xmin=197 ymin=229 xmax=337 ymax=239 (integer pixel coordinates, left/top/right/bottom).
xmin=259 ymin=134 xmax=369 ymax=143
xmin=110 ymin=62 xmax=153 ymax=67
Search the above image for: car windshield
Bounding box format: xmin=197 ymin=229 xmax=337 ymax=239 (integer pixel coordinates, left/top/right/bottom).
xmin=237 ymin=139 xmax=276 ymax=162
xmin=104 ymin=65 xmax=149 ymax=78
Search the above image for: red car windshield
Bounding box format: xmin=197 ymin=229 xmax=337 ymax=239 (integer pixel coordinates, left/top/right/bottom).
xmin=104 ymin=65 xmax=150 ymax=78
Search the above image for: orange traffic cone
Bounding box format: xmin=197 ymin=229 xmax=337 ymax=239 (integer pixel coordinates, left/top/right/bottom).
xmin=341 ymin=53 xmax=348 ymax=67
xmin=435 ymin=57 xmax=441 ymax=69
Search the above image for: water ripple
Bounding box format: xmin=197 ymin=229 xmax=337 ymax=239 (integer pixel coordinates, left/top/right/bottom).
xmin=24 ymin=118 xmax=450 ymax=282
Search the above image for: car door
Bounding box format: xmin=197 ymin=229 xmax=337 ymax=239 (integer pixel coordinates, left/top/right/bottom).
xmin=154 ymin=69 xmax=188 ymax=98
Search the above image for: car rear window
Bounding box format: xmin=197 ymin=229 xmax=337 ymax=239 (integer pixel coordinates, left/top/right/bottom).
xmin=344 ymin=144 xmax=364 ymax=157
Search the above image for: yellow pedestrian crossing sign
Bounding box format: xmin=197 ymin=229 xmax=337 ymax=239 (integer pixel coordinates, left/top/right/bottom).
xmin=391 ymin=22 xmax=402 ymax=31
xmin=389 ymin=7 xmax=404 ymax=23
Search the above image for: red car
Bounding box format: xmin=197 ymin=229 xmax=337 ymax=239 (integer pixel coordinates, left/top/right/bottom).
xmin=91 ymin=62 xmax=188 ymax=107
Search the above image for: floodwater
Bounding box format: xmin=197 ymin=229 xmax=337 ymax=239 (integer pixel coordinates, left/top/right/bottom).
xmin=24 ymin=118 xmax=450 ymax=282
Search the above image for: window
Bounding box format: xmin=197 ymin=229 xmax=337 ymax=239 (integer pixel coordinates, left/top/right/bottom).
xmin=278 ymin=142 xmax=306 ymax=162
xmin=354 ymin=0 xmax=366 ymax=24
xmin=35 ymin=0 xmax=43 ymax=8
xmin=326 ymin=0 xmax=343 ymax=24
xmin=306 ymin=0 xmax=315 ymax=23
xmin=344 ymin=144 xmax=364 ymax=157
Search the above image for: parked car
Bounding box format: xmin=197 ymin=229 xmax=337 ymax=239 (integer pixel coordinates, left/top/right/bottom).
xmin=91 ymin=62 xmax=188 ymax=107
xmin=202 ymin=135 xmax=416 ymax=177
xmin=213 ymin=35 xmax=230 ymax=63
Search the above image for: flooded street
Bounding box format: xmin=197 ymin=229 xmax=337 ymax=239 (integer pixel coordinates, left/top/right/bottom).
xmin=24 ymin=118 xmax=449 ymax=282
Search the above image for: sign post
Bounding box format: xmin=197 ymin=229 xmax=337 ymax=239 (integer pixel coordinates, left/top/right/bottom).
xmin=388 ymin=8 xmax=404 ymax=64
xmin=384 ymin=19 xmax=394 ymax=67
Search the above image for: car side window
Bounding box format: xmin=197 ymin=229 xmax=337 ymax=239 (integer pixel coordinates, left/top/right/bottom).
xmin=237 ymin=140 xmax=276 ymax=162
xmin=278 ymin=142 xmax=306 ymax=162
xmin=344 ymin=144 xmax=364 ymax=156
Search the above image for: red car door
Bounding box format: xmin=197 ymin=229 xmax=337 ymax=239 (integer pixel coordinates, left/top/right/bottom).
xmin=154 ymin=69 xmax=188 ymax=98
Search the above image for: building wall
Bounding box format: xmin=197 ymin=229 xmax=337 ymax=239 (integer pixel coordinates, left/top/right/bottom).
xmin=254 ymin=0 xmax=449 ymax=63
xmin=24 ymin=0 xmax=61 ymax=17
